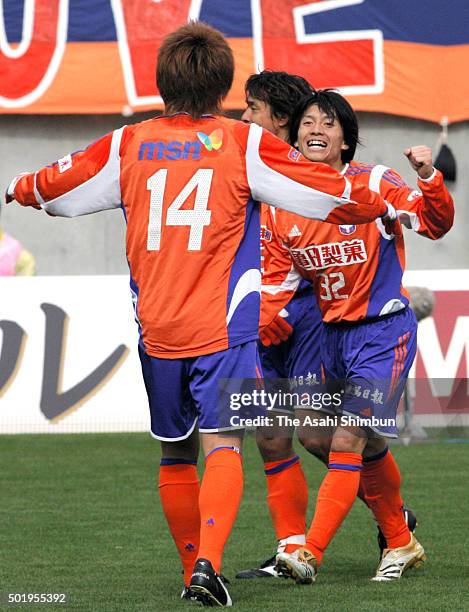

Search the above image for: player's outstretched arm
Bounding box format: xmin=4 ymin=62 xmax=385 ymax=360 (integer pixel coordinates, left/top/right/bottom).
xmin=5 ymin=129 xmax=125 ymax=217
xmin=244 ymin=123 xmax=393 ymax=224
xmin=378 ymin=146 xmax=454 ymax=240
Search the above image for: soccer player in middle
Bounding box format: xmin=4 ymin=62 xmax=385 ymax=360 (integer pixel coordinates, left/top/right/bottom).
xmin=238 ymin=71 xmax=417 ymax=581
xmin=237 ymin=71 xmax=324 ymax=579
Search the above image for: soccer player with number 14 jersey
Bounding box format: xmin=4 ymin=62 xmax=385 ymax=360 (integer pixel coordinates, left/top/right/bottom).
xmin=6 ymin=23 xmax=396 ymax=606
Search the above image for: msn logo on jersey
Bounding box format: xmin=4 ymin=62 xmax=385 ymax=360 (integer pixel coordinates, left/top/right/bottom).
xmin=138 ymin=141 xmax=202 ymax=161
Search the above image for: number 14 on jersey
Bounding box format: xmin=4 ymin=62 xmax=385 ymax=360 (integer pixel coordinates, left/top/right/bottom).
xmin=147 ymin=169 xmax=213 ymax=251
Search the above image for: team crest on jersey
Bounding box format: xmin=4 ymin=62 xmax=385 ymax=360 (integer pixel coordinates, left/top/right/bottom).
xmin=196 ymin=129 xmax=223 ymax=151
xmin=57 ymin=154 xmax=72 ymax=173
xmin=339 ymin=224 xmax=356 ymax=235
xmin=407 ymin=189 xmax=422 ymax=201
xmin=288 ymin=147 xmax=301 ymax=162
xmin=260 ymin=225 xmax=272 ymax=242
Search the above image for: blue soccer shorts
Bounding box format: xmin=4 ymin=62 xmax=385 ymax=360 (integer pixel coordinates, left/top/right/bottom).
xmin=259 ymin=288 xmax=323 ymax=382
xmin=138 ymin=340 xmax=262 ymax=441
xmin=321 ymin=307 xmax=418 ymax=438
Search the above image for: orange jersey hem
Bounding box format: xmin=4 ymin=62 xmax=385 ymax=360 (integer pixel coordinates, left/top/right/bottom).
xmin=141 ymin=333 xmax=259 ymax=360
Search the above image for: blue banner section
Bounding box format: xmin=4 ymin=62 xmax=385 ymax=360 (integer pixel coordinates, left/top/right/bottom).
xmin=3 ymin=0 xmax=252 ymax=43
xmin=3 ymin=0 xmax=23 ymax=42
xmin=199 ymin=0 xmax=252 ymax=37
xmin=67 ymin=0 xmax=117 ymax=42
xmin=302 ymin=0 xmax=469 ymax=46
xmin=3 ymin=0 xmax=117 ymax=42
xmin=3 ymin=0 xmax=469 ymax=44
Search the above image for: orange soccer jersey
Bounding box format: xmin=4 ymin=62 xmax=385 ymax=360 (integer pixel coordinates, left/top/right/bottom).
xmin=8 ymin=115 xmax=389 ymax=357
xmin=261 ymin=162 xmax=454 ymax=324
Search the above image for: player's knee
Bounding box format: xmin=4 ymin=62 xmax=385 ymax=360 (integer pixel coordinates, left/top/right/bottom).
xmin=297 ymin=432 xmax=330 ymax=464
xmin=330 ymin=435 xmax=365 ymax=454
xmin=256 ymin=434 xmax=293 ymax=462
xmin=160 ymin=429 xmax=199 ymax=462
xmin=363 ymin=436 xmax=387 ymax=458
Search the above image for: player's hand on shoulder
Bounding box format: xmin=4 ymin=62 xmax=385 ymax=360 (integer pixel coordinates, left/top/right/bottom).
xmin=259 ymin=313 xmax=293 ymax=347
xmin=404 ymin=145 xmax=434 ymax=180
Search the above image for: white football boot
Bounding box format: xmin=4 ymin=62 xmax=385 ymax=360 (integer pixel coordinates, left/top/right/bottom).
xmin=372 ymin=533 xmax=426 ymax=581
xmin=275 ymin=548 xmax=317 ymax=585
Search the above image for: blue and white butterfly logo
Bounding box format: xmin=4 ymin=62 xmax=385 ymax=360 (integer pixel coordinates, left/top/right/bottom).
xmin=339 ymin=225 xmax=356 ymax=235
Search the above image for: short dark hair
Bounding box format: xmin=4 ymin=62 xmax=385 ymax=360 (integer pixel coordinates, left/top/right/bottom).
xmin=289 ymin=89 xmax=360 ymax=163
xmin=245 ymin=71 xmax=314 ymax=129
xmin=157 ymin=22 xmax=234 ymax=118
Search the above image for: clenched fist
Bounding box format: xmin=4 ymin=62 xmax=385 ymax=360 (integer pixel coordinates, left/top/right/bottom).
xmin=404 ymin=145 xmax=434 ymax=180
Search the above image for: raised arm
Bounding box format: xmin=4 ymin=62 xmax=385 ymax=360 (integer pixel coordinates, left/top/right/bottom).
xmin=375 ymin=146 xmax=454 ymax=240
xmin=245 ymin=123 xmax=391 ymax=224
xmin=5 ymin=129 xmax=125 ymax=217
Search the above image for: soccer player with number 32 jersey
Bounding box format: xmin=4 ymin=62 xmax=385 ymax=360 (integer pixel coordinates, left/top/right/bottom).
xmin=262 ymin=90 xmax=454 ymax=585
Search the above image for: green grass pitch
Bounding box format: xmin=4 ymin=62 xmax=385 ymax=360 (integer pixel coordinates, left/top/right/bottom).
xmin=1 ymin=433 xmax=468 ymax=611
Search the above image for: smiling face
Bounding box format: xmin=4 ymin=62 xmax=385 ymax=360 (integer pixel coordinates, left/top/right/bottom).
xmin=296 ymin=104 xmax=349 ymax=171
xmin=241 ymin=94 xmax=289 ymax=140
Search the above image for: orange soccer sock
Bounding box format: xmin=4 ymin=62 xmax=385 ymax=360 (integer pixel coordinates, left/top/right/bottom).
xmin=357 ymin=478 xmax=368 ymax=506
xmin=158 ymin=459 xmax=200 ymax=586
xmin=361 ymin=448 xmax=410 ymax=549
xmin=197 ymin=447 xmax=243 ymax=574
xmin=264 ymin=455 xmax=308 ymax=553
xmin=305 ymin=451 xmax=362 ymax=565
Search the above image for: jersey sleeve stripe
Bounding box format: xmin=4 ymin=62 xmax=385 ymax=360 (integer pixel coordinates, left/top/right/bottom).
xmin=382 ymin=168 xmax=408 ymax=189
xmin=42 ymin=127 xmax=125 ymax=218
xmin=369 ymin=164 xmax=389 ymax=193
xmin=262 ymin=263 xmax=303 ymax=295
xmin=33 ymin=172 xmax=45 ymax=205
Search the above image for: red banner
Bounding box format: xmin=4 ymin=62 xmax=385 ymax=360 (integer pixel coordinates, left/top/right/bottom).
xmin=1 ymin=1 xmax=468 ymax=122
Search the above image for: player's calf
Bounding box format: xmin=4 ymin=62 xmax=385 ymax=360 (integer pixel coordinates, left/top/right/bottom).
xmin=377 ymin=506 xmax=418 ymax=558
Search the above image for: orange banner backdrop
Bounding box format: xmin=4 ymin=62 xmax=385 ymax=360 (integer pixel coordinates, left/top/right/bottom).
xmin=1 ymin=0 xmax=468 ymax=123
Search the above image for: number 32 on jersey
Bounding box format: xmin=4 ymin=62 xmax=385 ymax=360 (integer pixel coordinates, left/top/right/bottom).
xmin=318 ymin=271 xmax=349 ymax=301
xmin=147 ymin=169 xmax=213 ymax=251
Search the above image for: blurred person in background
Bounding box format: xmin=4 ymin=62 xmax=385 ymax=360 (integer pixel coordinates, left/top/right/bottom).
xmin=0 ymin=204 xmax=35 ymax=275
